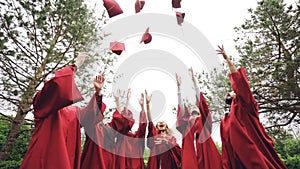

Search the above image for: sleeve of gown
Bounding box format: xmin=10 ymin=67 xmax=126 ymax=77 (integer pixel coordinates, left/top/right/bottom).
xmin=198 ymin=92 xmax=212 ymax=134
xmin=33 ymin=65 xmax=83 ymax=119
xmin=147 ymin=122 xmax=158 ymax=149
xmin=77 ymin=94 xmax=106 ymax=127
xmin=229 ymin=68 xmax=254 ymax=105
xmin=193 ymin=80 xmax=201 ymax=104
xmin=135 ymin=111 xmax=147 ymax=138
xmin=178 ymin=92 xmax=184 ymax=115
xmin=176 ymin=105 xmax=189 ymax=135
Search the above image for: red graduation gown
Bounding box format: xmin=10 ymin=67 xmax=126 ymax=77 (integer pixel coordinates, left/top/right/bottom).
xmin=177 ymin=93 xmax=222 ymax=169
xmin=146 ymin=122 xmax=181 ymax=169
xmin=220 ymin=68 xmax=287 ymax=169
xmin=20 ymin=65 xmax=103 ymax=169
xmin=79 ymin=95 xmax=121 ymax=169
xmin=80 ymin=121 xmax=117 ymax=169
xmin=114 ymin=110 xmax=147 ymax=169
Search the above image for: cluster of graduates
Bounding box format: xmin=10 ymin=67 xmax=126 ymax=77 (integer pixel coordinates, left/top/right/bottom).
xmin=19 ymin=46 xmax=288 ymax=169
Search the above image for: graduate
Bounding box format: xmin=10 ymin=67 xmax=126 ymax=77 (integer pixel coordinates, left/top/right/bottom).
xmin=20 ymin=54 xmax=106 ymax=169
xmin=80 ymin=90 xmax=119 ymax=169
xmin=217 ymin=45 xmax=288 ymax=169
xmin=176 ymin=69 xmax=222 ymax=169
xmin=114 ymin=89 xmax=147 ymax=169
xmin=145 ymin=90 xmax=181 ymax=169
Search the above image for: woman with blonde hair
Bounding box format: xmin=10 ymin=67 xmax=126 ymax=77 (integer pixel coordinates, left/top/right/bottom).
xmin=145 ymin=90 xmax=181 ymax=169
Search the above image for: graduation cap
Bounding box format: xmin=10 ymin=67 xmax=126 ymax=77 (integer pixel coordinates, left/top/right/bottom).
xmin=140 ymin=27 xmax=152 ymax=44
xmin=103 ymin=0 xmax=123 ymax=18
xmin=176 ymin=12 xmax=185 ymax=25
xmin=110 ymin=41 xmax=125 ymax=55
xmin=172 ymin=0 xmax=181 ymax=8
xmin=135 ymin=0 xmax=145 ymax=13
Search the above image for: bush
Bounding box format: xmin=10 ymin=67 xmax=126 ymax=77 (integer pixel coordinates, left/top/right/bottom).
xmin=275 ymin=137 xmax=300 ymax=168
xmin=0 ymin=117 xmax=32 ymax=168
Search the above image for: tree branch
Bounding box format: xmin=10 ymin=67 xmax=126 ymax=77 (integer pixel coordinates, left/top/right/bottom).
xmin=265 ymin=112 xmax=297 ymax=129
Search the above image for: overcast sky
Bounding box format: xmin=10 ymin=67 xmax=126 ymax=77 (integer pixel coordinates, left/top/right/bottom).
xmin=85 ymin=0 xmax=262 ymax=143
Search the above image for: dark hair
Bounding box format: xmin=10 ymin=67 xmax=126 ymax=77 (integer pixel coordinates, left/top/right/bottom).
xmin=191 ymin=110 xmax=199 ymax=115
xmin=225 ymin=97 xmax=232 ymax=105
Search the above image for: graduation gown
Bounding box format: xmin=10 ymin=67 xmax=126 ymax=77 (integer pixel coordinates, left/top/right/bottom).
xmin=80 ymin=121 xmax=117 ymax=169
xmin=146 ymin=122 xmax=181 ymax=169
xmin=20 ymin=65 xmax=104 ymax=169
xmin=220 ymin=68 xmax=287 ymax=169
xmin=114 ymin=110 xmax=147 ymax=169
xmin=79 ymin=94 xmax=122 ymax=169
xmin=177 ymin=92 xmax=222 ymax=169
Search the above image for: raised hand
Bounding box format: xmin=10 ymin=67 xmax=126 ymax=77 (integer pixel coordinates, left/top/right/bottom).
xmin=126 ymin=88 xmax=131 ymax=100
xmin=94 ymin=75 xmax=105 ymax=95
xmin=114 ymin=89 xmax=121 ymax=100
xmin=216 ymin=45 xmax=237 ymax=73
xmin=145 ymin=90 xmax=152 ymax=122
xmin=145 ymin=90 xmax=152 ymax=105
xmin=139 ymin=93 xmax=145 ymax=110
xmin=216 ymin=45 xmax=229 ymax=60
xmin=189 ymin=67 xmax=196 ymax=83
xmin=114 ymin=89 xmax=122 ymax=112
xmin=176 ymin=73 xmax=181 ymax=89
xmin=75 ymin=53 xmax=88 ymax=68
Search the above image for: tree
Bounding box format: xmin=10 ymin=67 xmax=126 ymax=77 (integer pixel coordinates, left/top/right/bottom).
xmin=197 ymin=67 xmax=232 ymax=123
xmin=233 ymin=0 xmax=300 ymax=129
xmin=209 ymin=0 xmax=300 ymax=130
xmin=0 ymin=0 xmax=114 ymax=160
xmin=0 ymin=115 xmax=32 ymax=168
xmin=269 ymin=128 xmax=300 ymax=169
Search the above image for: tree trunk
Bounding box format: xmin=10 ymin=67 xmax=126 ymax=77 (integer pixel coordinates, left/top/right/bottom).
xmin=0 ymin=109 xmax=26 ymax=160
xmin=0 ymin=81 xmax=37 ymax=160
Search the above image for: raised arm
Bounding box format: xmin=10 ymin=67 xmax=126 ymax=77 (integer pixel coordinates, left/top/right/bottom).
xmin=33 ymin=53 xmax=88 ymax=119
xmin=125 ymin=88 xmax=131 ymax=109
xmin=135 ymin=93 xmax=147 ymax=138
xmin=217 ymin=45 xmax=254 ymax=104
xmin=114 ymin=89 xmax=121 ymax=112
xmin=189 ymin=67 xmax=200 ymax=104
xmin=139 ymin=93 xmax=145 ymax=113
xmin=217 ymin=45 xmax=237 ymax=73
xmin=145 ymin=90 xmax=152 ymax=122
xmin=94 ymin=75 xmax=104 ymax=96
xmin=176 ymin=73 xmax=184 ymax=111
xmin=77 ymin=75 xmax=106 ymax=126
xmin=175 ymin=73 xmax=189 ymax=134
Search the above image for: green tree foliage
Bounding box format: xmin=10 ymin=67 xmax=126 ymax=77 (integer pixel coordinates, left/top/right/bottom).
xmin=197 ymin=66 xmax=232 ymax=122
xmin=0 ymin=115 xmax=32 ymax=168
xmin=143 ymin=147 xmax=150 ymax=167
xmin=234 ymin=0 xmax=300 ymax=128
xmin=269 ymin=128 xmax=300 ymax=169
xmin=0 ymin=0 xmax=114 ymax=160
xmin=215 ymin=142 xmax=222 ymax=155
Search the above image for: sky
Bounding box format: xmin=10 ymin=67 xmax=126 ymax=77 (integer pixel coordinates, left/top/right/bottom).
xmin=85 ymin=0 xmax=260 ymax=144
xmin=89 ymin=0 xmax=260 ymax=55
